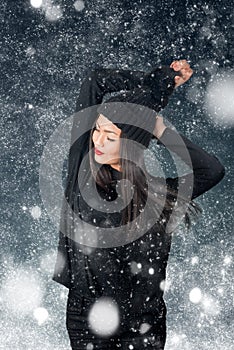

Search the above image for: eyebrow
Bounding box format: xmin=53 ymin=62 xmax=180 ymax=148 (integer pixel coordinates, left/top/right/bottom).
xmin=96 ymin=122 xmax=119 ymax=135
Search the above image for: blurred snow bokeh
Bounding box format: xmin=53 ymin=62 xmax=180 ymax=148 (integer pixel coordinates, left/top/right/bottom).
xmin=30 ymin=205 xmax=42 ymax=219
xmin=40 ymin=249 xmax=60 ymax=274
xmin=74 ymin=0 xmax=85 ymax=12
xmin=205 ymin=71 xmax=234 ymax=126
xmin=33 ymin=307 xmax=49 ymax=325
xmin=189 ymin=287 xmax=202 ymax=304
xmin=44 ymin=4 xmax=63 ymax=22
xmin=88 ymin=297 xmax=120 ymax=337
xmin=30 ymin=0 xmax=43 ymax=9
xmin=0 ymin=268 xmax=44 ymax=315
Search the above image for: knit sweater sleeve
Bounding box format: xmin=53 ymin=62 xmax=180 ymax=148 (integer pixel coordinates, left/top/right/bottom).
xmin=75 ymin=68 xmax=145 ymax=112
xmin=156 ymin=127 xmax=225 ymax=200
xmin=74 ymin=65 xmax=176 ymax=113
xmin=142 ymin=66 xmax=177 ymax=111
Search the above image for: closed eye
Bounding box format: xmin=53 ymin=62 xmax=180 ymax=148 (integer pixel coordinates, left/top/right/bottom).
xmin=94 ymin=126 xmax=116 ymax=142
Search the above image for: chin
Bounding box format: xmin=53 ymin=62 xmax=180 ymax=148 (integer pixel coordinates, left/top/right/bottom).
xmin=94 ymin=157 xmax=105 ymax=164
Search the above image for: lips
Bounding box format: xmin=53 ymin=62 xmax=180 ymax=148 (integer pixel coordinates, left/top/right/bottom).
xmin=94 ymin=148 xmax=104 ymax=155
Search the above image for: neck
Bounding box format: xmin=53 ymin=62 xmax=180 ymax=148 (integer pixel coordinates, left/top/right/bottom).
xmin=110 ymin=164 xmax=122 ymax=172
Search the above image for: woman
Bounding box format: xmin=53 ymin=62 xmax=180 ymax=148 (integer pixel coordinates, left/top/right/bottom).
xmin=53 ymin=60 xmax=225 ymax=349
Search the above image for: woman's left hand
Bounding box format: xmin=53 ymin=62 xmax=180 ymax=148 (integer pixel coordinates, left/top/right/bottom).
xmin=170 ymin=59 xmax=193 ymax=88
xmin=153 ymin=115 xmax=167 ymax=139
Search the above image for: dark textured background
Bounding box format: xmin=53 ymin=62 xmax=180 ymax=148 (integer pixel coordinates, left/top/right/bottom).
xmin=0 ymin=0 xmax=233 ymax=348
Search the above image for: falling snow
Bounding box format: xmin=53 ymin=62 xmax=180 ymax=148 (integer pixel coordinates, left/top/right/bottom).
xmin=88 ymin=297 xmax=120 ymax=337
xmin=205 ymin=71 xmax=234 ymax=126
xmin=0 ymin=0 xmax=233 ymax=349
xmin=189 ymin=287 xmax=202 ymax=304
xmin=33 ymin=307 xmax=49 ymax=325
xmin=30 ymin=0 xmax=43 ymax=9
xmin=74 ymin=0 xmax=85 ymax=12
xmin=30 ymin=205 xmax=42 ymax=219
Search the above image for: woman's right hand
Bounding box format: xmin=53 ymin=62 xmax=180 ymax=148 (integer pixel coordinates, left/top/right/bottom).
xmin=170 ymin=60 xmax=193 ymax=88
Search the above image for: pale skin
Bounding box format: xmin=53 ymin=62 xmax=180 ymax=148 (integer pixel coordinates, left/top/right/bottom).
xmin=171 ymin=59 xmax=193 ymax=88
xmin=92 ymin=114 xmax=122 ymax=171
xmin=92 ymin=60 xmax=193 ymax=171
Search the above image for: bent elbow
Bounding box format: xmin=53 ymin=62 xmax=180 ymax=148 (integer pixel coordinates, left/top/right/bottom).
xmin=191 ymin=158 xmax=225 ymax=199
xmin=216 ymin=164 xmax=225 ymax=183
xmin=85 ymin=67 xmax=103 ymax=81
xmin=210 ymin=158 xmax=225 ymax=187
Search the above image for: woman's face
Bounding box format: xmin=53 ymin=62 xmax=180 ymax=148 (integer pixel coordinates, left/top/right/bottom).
xmin=92 ymin=114 xmax=122 ymax=171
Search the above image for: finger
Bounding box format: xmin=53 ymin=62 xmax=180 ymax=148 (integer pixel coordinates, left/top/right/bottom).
xmin=170 ymin=60 xmax=179 ymax=67
xmin=180 ymin=67 xmax=193 ymax=77
xmin=179 ymin=60 xmax=190 ymax=70
xmin=170 ymin=60 xmax=178 ymax=66
xmin=171 ymin=62 xmax=181 ymax=71
xmin=171 ymin=60 xmax=192 ymax=76
xmin=174 ymin=76 xmax=182 ymax=85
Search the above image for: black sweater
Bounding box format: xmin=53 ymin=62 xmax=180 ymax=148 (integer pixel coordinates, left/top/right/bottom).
xmin=52 ymin=66 xmax=225 ymax=333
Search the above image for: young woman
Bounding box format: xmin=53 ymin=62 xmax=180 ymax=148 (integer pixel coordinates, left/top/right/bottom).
xmin=53 ymin=60 xmax=225 ymax=349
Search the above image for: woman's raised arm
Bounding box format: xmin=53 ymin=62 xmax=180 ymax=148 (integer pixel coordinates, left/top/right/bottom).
xmin=155 ymin=125 xmax=225 ymax=200
xmin=75 ymin=68 xmax=146 ymax=112
xmin=75 ymin=65 xmax=180 ymax=113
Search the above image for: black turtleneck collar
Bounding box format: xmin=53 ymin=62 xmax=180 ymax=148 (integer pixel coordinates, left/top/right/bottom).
xmin=108 ymin=165 xmax=123 ymax=181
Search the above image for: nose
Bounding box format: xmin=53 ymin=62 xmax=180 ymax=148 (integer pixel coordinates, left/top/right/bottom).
xmin=94 ymin=133 xmax=105 ymax=147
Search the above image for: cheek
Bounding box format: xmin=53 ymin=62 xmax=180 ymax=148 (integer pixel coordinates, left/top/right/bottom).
xmin=111 ymin=142 xmax=120 ymax=155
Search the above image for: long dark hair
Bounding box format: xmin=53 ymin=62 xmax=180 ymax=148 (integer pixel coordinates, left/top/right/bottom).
xmin=89 ymin=120 xmax=202 ymax=234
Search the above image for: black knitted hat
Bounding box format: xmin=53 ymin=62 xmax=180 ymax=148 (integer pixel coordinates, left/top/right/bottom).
xmin=97 ymin=97 xmax=156 ymax=148
xmin=97 ymin=66 xmax=177 ymax=148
